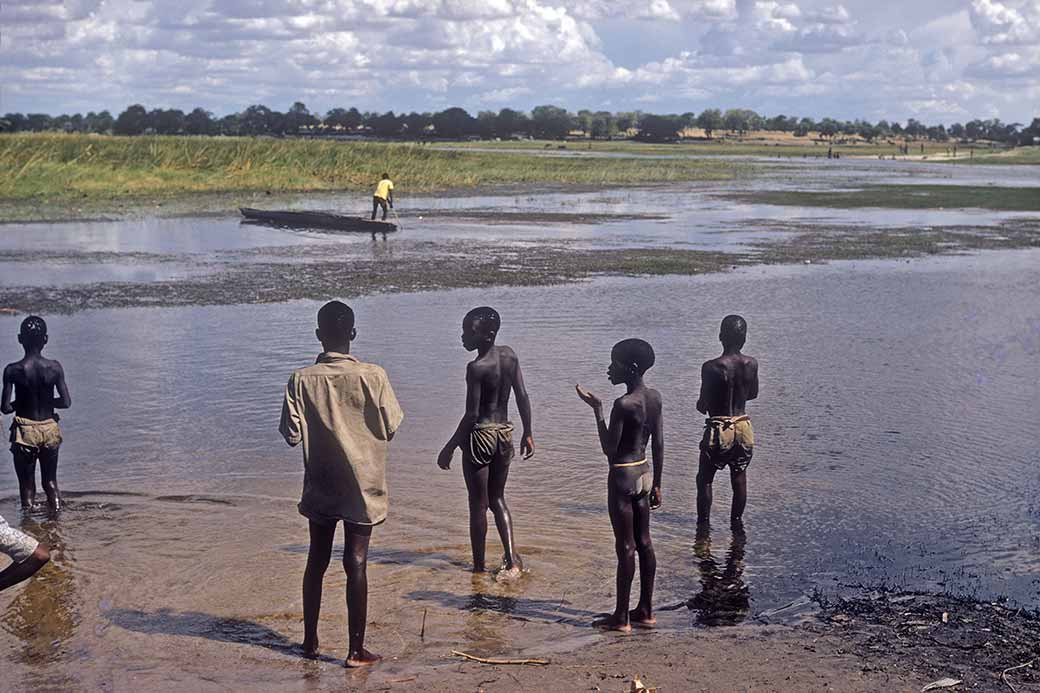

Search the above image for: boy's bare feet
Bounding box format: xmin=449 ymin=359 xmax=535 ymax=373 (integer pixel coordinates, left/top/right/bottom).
xmin=629 ymin=607 xmax=656 ymax=628
xmin=593 ymin=614 xmax=632 ymax=633
xmin=301 ymin=638 xmax=319 ymax=659
xmin=345 ymin=648 xmax=382 ymax=668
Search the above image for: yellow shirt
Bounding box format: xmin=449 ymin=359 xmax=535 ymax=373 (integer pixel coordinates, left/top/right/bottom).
xmin=374 ymin=179 xmax=394 ymax=200
xmin=280 ymin=352 xmax=404 ymax=525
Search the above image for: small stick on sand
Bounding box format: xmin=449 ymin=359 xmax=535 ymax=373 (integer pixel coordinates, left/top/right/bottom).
xmin=451 ymin=650 xmax=550 ymax=666
xmin=1000 ymin=658 xmax=1036 ymax=693
xmin=420 ymin=608 xmax=427 ymax=640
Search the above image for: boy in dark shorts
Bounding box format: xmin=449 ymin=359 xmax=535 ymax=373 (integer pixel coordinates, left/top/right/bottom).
xmin=2 ymin=316 xmax=71 ymax=511
xmin=576 ymin=338 xmax=663 ymax=632
xmin=438 ymin=307 xmax=534 ymax=578
xmin=280 ymin=301 xmax=404 ymax=667
xmin=696 ymin=315 xmax=759 ymax=526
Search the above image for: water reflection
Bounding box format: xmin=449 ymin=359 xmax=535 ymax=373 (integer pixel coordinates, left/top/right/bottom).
xmin=1 ymin=517 xmax=79 ymax=663
xmin=687 ymin=524 xmax=750 ymax=626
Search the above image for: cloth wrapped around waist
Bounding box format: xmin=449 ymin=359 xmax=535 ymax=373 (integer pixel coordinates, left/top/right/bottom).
xmin=700 ymin=415 xmax=753 ymax=457
xmin=468 ymin=422 xmax=514 ymax=466
xmin=10 ymin=416 xmax=63 ymax=451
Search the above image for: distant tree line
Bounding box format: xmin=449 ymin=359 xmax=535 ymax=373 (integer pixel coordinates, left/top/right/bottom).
xmin=2 ymin=102 xmax=1038 ymax=146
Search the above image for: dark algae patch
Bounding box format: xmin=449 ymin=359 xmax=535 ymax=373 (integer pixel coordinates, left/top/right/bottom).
xmin=2 ymin=218 xmax=1040 ymax=313
xmin=724 ymin=184 xmax=1040 ymax=211
xmin=813 ymin=592 xmax=1040 ymax=692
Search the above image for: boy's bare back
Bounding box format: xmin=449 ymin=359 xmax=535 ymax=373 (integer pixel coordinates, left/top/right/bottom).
xmin=468 ymin=345 xmax=520 ymax=424
xmin=3 ymin=356 xmax=68 ymax=421
xmin=612 ymin=388 xmax=662 ymax=465
xmin=696 ymin=354 xmax=758 ymax=417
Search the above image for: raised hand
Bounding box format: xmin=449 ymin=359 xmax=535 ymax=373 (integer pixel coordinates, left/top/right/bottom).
xmin=575 ymin=384 xmax=602 ymax=411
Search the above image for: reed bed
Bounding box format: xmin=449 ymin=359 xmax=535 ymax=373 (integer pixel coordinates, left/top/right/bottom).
xmin=0 ymin=133 xmax=746 ymax=202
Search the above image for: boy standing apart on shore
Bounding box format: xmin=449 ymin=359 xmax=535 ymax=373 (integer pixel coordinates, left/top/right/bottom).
xmin=2 ymin=316 xmax=71 ymax=511
xmin=696 ymin=315 xmax=759 ymax=527
xmin=438 ymin=307 xmax=534 ymax=578
xmin=576 ymin=338 xmax=663 ymax=632
xmin=280 ymin=301 xmax=404 ymax=667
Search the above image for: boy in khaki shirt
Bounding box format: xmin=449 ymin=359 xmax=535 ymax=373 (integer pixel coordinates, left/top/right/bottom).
xmin=281 ymin=301 xmax=403 ymax=667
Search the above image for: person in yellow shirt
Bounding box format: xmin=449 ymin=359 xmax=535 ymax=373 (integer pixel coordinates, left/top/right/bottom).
xmin=371 ymin=173 xmax=394 ymax=221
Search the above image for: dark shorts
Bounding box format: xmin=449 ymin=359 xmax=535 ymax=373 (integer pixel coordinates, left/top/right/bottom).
xmin=465 ymin=423 xmax=515 ymax=467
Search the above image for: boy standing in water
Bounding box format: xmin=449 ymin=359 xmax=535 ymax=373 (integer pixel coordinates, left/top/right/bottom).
xmin=576 ymin=339 xmax=663 ymax=632
xmin=696 ymin=315 xmax=758 ymax=526
xmin=371 ymin=173 xmax=394 ymax=221
xmin=1 ymin=316 xmax=71 ymax=511
xmin=280 ymin=301 xmax=404 ymax=667
xmin=438 ymin=307 xmax=534 ymax=578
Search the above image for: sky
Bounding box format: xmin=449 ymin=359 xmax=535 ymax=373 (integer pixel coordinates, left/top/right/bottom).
xmin=2 ymin=0 xmax=1039 ymax=124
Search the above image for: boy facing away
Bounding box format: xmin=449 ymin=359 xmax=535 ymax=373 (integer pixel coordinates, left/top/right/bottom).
xmin=438 ymin=307 xmax=534 ymax=578
xmin=576 ymin=338 xmax=663 ymax=632
xmin=371 ymin=173 xmax=394 ymax=221
xmin=1 ymin=316 xmax=71 ymax=511
xmin=280 ymin=301 xmax=404 ymax=667
xmin=696 ymin=315 xmax=759 ymax=526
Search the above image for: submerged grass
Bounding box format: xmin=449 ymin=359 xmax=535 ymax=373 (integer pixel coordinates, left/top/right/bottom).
xmin=723 ymin=184 xmax=1040 ymax=211
xmin=0 ymin=133 xmax=748 ymax=205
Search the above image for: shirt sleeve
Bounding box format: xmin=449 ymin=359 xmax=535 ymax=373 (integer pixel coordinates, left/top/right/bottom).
xmin=279 ymin=372 xmax=303 ymax=446
xmin=379 ymin=372 xmax=404 ymax=436
xmin=388 ymin=181 xmax=394 ymax=191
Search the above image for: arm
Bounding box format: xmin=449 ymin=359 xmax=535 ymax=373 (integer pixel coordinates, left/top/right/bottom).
xmin=649 ymin=396 xmax=664 ymax=509
xmin=279 ymin=373 xmax=302 ymax=447
xmin=0 ymin=366 xmax=13 ymax=415
xmin=511 ymin=358 xmax=534 ymax=459
xmin=747 ymin=358 xmax=759 ymax=401
xmin=575 ymin=385 xmax=623 ymax=459
xmin=53 ymin=363 xmax=71 ymax=409
xmin=695 ymin=362 xmax=710 ymax=414
xmin=438 ymin=364 xmax=482 ymax=469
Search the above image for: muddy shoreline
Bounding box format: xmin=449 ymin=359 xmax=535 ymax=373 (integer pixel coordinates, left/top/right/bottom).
xmin=2 ymin=218 xmax=1038 ymax=314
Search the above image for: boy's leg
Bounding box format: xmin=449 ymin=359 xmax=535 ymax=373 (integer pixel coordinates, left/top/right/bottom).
xmin=380 ymin=199 xmax=388 ymax=221
xmin=462 ymin=460 xmax=490 ymax=572
xmin=696 ymin=455 xmax=718 ymax=525
xmin=302 ymin=520 xmax=336 ymax=657
xmin=729 ymin=469 xmax=747 ymax=524
xmin=630 ymin=493 xmax=656 ymax=626
xmin=371 ymin=197 xmax=379 ymax=220
xmin=487 ymin=459 xmax=520 ymax=571
xmin=596 ymin=486 xmax=634 ymax=632
xmin=39 ymin=447 xmax=61 ymax=511
xmin=12 ymin=447 xmax=37 ymax=509
xmin=343 ymin=522 xmax=379 ymax=667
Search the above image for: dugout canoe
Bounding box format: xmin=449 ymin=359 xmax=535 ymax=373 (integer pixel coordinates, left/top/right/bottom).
xmin=239 ymin=208 xmax=398 ymax=232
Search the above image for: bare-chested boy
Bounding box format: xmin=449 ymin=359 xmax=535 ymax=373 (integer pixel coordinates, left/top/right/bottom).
xmin=280 ymin=301 xmax=404 ymax=667
xmin=576 ymin=338 xmax=663 ymax=632
xmin=2 ymin=316 xmax=71 ymax=511
xmin=437 ymin=307 xmax=534 ymax=577
xmin=696 ymin=315 xmax=758 ymax=526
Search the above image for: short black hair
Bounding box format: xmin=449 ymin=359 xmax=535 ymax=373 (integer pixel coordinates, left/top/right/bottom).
xmin=381 ymin=172 xmax=390 ymax=179
xmin=612 ymin=338 xmax=655 ymax=375
xmin=464 ymin=306 xmax=500 ymax=335
xmin=720 ymin=314 xmax=747 ymax=346
xmin=317 ymin=301 xmax=355 ymax=339
xmin=19 ymin=315 xmax=47 ymax=346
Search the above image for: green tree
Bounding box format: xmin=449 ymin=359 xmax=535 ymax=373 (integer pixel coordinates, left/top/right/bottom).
xmin=432 ymin=107 xmax=477 ymax=138
xmin=696 ymin=109 xmax=723 ymax=139
xmin=114 ymin=105 xmax=148 ymax=135
xmin=185 ymin=108 xmax=214 ymax=135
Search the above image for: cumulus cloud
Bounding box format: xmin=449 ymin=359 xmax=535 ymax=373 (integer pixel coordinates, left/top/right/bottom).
xmin=0 ymin=0 xmax=1036 ymax=123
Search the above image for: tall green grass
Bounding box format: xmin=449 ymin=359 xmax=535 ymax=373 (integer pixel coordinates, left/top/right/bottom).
xmin=0 ymin=133 xmax=746 ymax=202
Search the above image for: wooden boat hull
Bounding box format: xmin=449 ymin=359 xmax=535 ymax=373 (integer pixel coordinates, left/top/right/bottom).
xmin=240 ymin=208 xmax=398 ymax=232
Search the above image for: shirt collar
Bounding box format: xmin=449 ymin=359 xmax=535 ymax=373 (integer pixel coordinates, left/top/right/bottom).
xmin=316 ymin=351 xmax=358 ymax=364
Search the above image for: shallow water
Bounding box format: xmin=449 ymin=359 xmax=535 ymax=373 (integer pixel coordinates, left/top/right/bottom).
xmin=1 ymin=248 xmax=1039 ymax=690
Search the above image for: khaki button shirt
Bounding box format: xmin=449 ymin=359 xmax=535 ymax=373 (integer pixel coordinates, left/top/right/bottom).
xmin=280 ymin=352 xmax=404 ymax=525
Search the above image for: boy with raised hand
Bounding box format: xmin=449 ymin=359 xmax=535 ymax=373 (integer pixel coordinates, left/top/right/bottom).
xmin=438 ymin=306 xmax=534 ymax=579
xmin=0 ymin=515 xmax=49 ymax=592
xmin=576 ymin=338 xmax=663 ymax=632
xmin=280 ymin=300 xmax=404 ymax=667
xmin=696 ymin=314 xmax=759 ymax=527
xmin=1 ymin=316 xmax=71 ymax=511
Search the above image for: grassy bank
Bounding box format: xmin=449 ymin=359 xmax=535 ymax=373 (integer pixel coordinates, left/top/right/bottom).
xmin=724 ymin=184 xmax=1040 ymax=211
xmin=0 ymin=133 xmax=746 ymax=205
xmin=950 ymin=145 xmax=1040 ymax=165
